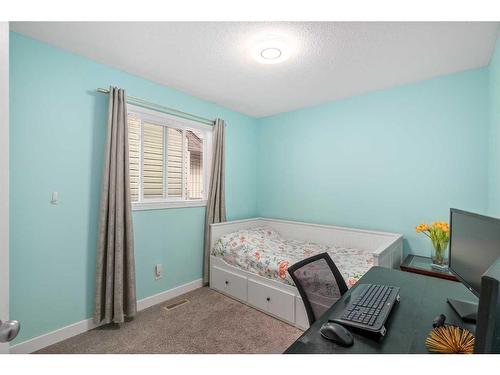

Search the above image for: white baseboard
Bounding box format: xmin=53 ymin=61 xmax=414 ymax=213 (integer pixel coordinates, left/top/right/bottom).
xmin=9 ymin=317 xmax=100 ymax=355
xmin=9 ymin=278 xmax=203 ymax=354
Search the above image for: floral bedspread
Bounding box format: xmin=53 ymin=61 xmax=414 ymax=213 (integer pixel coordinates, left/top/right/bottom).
xmin=211 ymin=227 xmax=373 ymax=288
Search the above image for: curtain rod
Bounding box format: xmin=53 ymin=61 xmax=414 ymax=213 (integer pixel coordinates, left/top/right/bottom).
xmin=97 ymin=88 xmax=215 ymax=126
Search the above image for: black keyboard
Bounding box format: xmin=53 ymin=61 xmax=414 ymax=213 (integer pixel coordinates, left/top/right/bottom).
xmin=330 ymin=283 xmax=400 ymax=336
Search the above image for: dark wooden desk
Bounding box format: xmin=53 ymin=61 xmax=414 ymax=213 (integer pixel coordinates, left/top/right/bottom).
xmin=284 ymin=266 xmax=477 ymax=354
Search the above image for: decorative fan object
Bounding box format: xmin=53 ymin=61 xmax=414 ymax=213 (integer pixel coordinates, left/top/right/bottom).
xmin=426 ymin=326 xmax=475 ymax=354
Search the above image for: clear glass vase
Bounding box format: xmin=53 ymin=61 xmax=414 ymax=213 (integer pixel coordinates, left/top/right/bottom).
xmin=431 ymin=239 xmax=449 ymax=270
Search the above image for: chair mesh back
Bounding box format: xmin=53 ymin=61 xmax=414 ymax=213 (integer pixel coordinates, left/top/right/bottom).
xmin=289 ymin=255 xmax=347 ymax=324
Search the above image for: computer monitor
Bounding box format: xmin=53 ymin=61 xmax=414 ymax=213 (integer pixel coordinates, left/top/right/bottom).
xmin=448 ymin=208 xmax=500 ymax=322
xmin=474 ymin=257 xmax=500 ymax=353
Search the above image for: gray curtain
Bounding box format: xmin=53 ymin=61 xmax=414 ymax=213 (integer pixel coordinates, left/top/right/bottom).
xmin=203 ymin=118 xmax=226 ymax=284
xmin=94 ymin=87 xmax=137 ymax=325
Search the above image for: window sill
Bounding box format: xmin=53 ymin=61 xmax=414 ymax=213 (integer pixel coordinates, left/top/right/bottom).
xmin=132 ymin=200 xmax=207 ymax=211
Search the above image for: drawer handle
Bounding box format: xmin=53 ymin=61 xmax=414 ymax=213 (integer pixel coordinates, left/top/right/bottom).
xmin=266 ymin=297 xmax=271 ymax=302
xmin=225 ymin=280 xmax=229 ymax=285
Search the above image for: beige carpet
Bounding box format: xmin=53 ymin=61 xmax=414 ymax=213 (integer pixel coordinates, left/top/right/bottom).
xmin=36 ymin=287 xmax=303 ymax=354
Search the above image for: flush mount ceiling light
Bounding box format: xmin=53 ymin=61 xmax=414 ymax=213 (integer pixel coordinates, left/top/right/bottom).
xmin=261 ymin=47 xmax=282 ymax=60
xmin=250 ymin=36 xmax=293 ymax=65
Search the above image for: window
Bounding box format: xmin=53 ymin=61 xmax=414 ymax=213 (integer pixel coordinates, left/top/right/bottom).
xmin=127 ymin=105 xmax=212 ymax=210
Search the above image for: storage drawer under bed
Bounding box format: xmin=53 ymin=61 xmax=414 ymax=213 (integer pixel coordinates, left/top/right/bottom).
xmin=211 ymin=266 xmax=247 ymax=302
xmin=247 ymin=279 xmax=295 ymax=323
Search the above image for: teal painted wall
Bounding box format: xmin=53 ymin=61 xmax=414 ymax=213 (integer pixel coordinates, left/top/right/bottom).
xmin=257 ymin=69 xmax=490 ymax=256
xmin=9 ymin=33 xmax=258 ymax=344
xmin=488 ymin=36 xmax=500 ymax=217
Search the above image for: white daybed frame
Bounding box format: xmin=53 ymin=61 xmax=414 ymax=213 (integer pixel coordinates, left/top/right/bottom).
xmin=209 ymin=217 xmax=403 ymax=330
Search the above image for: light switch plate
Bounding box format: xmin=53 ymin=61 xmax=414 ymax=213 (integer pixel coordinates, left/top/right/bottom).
xmin=154 ymin=264 xmax=162 ymax=280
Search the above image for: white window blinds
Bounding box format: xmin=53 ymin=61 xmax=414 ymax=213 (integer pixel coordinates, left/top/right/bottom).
xmin=143 ymin=122 xmax=164 ymax=198
xmin=128 ymin=116 xmax=141 ymax=202
xmin=167 ymin=128 xmax=183 ymax=197
xmin=126 ymin=106 xmax=211 ymax=208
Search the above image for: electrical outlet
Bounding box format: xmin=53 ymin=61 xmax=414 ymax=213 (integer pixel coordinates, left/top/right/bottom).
xmin=154 ymin=264 xmax=163 ymax=280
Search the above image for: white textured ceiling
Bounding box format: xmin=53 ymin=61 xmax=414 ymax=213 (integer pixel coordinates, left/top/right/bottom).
xmin=10 ymin=22 xmax=500 ymax=117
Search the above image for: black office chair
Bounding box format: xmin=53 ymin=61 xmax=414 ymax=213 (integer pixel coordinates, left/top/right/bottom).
xmin=288 ymin=252 xmax=348 ymax=326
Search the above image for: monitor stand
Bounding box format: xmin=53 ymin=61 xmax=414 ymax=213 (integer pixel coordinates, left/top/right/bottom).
xmin=447 ymin=298 xmax=478 ymax=323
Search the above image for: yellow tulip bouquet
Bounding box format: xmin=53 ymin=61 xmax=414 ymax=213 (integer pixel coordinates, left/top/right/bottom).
xmin=416 ymin=221 xmax=450 ymax=266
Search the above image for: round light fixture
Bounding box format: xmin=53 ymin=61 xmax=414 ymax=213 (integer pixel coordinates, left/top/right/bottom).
xmin=250 ymin=37 xmax=292 ymax=65
xmin=261 ymin=47 xmax=282 ymax=60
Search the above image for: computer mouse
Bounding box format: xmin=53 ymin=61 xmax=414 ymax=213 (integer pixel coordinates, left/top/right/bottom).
xmin=320 ymin=322 xmax=354 ymax=347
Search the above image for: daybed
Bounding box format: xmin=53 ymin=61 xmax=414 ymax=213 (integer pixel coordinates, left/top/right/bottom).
xmin=209 ymin=217 xmax=403 ymax=329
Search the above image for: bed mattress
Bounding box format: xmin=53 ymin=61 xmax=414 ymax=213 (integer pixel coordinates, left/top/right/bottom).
xmin=211 ymin=226 xmax=374 ymax=287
